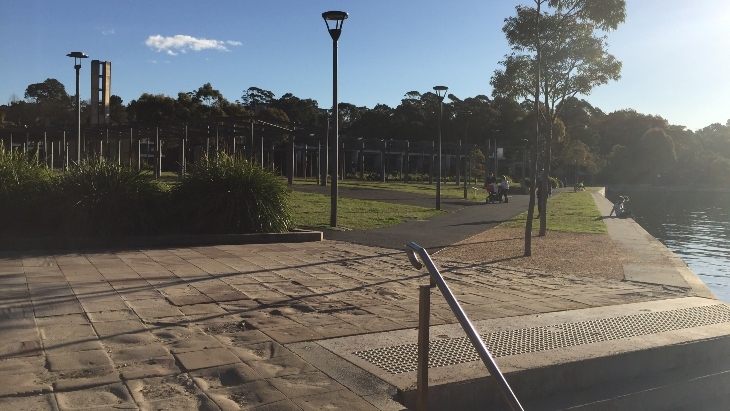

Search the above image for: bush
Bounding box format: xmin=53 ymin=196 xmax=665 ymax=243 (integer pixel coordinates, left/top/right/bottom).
xmin=54 ymin=158 xmax=166 ymax=237
xmin=172 ymin=155 xmax=293 ymax=234
xmin=0 ymin=145 xmax=55 ymax=236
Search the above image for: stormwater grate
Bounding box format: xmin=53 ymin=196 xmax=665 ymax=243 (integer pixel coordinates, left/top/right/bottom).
xmin=353 ymin=304 xmax=730 ymax=374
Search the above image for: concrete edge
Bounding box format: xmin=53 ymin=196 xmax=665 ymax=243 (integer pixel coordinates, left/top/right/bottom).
xmin=287 ymin=341 xmax=406 ymax=411
xmin=0 ymin=230 xmax=323 ymax=252
xmin=594 ymin=187 xmax=717 ymax=299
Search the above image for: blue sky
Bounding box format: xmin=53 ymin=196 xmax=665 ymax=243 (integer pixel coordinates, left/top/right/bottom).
xmin=1 ymin=0 xmax=728 ymax=131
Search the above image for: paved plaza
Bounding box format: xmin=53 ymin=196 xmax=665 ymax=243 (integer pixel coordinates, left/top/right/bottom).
xmin=0 ymin=188 xmax=717 ymax=410
xmin=0 ymin=240 xmax=690 ymax=410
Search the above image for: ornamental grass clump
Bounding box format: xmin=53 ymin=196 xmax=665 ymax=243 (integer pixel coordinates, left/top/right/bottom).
xmin=172 ymin=155 xmax=293 ymax=234
xmin=55 ymin=158 xmax=166 ymax=237
xmin=0 ymin=144 xmax=54 ymax=235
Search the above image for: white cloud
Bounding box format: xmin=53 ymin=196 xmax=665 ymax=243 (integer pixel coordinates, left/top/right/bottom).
xmin=102 ymin=28 xmax=115 ymax=35
xmin=145 ymin=35 xmax=241 ymax=55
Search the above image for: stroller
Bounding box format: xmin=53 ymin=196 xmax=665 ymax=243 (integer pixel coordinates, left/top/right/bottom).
xmin=486 ymin=183 xmax=502 ymax=204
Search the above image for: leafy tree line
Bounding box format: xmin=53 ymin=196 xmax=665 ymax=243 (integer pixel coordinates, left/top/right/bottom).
xmin=2 ymin=81 xmax=728 ymax=188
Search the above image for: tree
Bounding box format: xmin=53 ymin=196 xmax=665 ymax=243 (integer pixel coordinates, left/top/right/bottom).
xmin=25 ymin=78 xmax=70 ymax=103
xmin=23 ymin=78 xmax=73 ymax=126
xmin=126 ymin=93 xmax=176 ymax=123
xmin=241 ymin=87 xmax=275 ymax=108
xmin=635 ymin=128 xmax=677 ymax=184
xmin=109 ymin=95 xmax=127 ymax=124
xmin=272 ymin=93 xmax=322 ymax=126
xmin=491 ymin=0 xmax=625 ymax=254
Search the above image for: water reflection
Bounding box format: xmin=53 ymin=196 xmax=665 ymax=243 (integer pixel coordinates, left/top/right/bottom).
xmin=610 ymin=190 xmax=730 ymax=302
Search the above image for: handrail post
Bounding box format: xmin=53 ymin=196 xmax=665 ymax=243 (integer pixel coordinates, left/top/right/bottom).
xmin=417 ymin=284 xmax=431 ymax=411
xmin=406 ymin=242 xmax=525 ymax=411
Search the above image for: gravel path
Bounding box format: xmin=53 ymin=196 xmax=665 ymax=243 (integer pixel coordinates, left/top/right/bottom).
xmin=435 ymin=227 xmax=655 ymax=281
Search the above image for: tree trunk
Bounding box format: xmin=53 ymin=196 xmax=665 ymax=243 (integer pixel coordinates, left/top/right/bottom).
xmin=525 ymin=0 xmax=541 ymax=257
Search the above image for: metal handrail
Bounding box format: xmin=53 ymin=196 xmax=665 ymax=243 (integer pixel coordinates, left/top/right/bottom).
xmin=406 ymin=241 xmax=525 ymax=411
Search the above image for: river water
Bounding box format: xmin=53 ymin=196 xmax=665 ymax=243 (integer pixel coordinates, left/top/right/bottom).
xmin=608 ymin=189 xmax=730 ymax=302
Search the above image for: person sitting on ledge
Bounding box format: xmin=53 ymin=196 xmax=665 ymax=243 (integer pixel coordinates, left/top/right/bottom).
xmin=609 ymin=196 xmax=633 ymax=218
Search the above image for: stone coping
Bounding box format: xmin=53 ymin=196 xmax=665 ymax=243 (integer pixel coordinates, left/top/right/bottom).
xmin=0 ymin=229 xmax=322 ymax=251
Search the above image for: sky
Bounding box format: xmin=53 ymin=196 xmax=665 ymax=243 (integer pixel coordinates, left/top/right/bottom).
xmin=1 ymin=0 xmax=728 ymax=131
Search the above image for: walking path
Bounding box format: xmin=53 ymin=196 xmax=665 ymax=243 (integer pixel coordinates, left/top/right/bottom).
xmin=0 ymin=187 xmax=718 ymax=410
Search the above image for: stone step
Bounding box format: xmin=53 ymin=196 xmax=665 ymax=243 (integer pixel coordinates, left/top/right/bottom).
xmin=315 ymin=297 xmax=730 ymax=411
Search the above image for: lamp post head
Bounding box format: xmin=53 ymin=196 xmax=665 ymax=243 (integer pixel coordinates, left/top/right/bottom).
xmin=433 ymin=86 xmax=448 ymax=101
xmin=67 ymin=51 xmax=88 ymax=68
xmin=322 ymin=11 xmax=348 ymax=41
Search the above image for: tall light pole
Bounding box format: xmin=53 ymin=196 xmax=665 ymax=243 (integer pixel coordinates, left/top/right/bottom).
xmin=458 ymin=111 xmax=471 ymax=199
xmin=67 ymin=52 xmax=88 ymax=164
xmin=323 ymin=11 xmax=348 ymax=227
xmin=433 ymin=86 xmax=448 ymax=210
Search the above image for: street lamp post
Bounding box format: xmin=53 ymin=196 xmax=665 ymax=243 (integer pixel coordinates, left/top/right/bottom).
xmin=458 ymin=111 xmax=471 ymax=199
xmin=323 ymin=10 xmax=348 ymax=228
xmin=67 ymin=52 xmax=88 ymax=164
xmin=433 ymin=86 xmax=448 ymax=210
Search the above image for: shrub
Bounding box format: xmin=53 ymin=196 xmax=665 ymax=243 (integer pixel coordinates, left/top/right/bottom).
xmin=55 ymin=158 xmax=166 ymax=237
xmin=172 ymin=155 xmax=293 ymax=234
xmin=0 ymin=144 xmax=55 ymax=235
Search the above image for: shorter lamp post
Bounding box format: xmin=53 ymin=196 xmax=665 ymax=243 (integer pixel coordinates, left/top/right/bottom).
xmin=433 ymin=86 xmax=448 ymax=210
xmin=323 ymin=10 xmax=348 ymax=227
xmin=458 ymin=111 xmax=471 ymax=199
xmin=67 ymin=52 xmax=88 ymax=164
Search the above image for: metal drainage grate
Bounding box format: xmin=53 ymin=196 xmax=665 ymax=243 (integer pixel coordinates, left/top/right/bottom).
xmin=353 ymin=304 xmax=730 ymax=375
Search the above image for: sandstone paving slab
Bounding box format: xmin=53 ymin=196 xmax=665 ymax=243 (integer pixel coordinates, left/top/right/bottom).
xmin=0 ymin=371 xmax=53 ymax=397
xmin=124 ymin=297 xmax=173 ymax=310
xmin=87 ymin=309 xmax=139 ymax=323
xmin=118 ymin=358 xmax=181 ymax=381
xmin=54 ymin=382 xmax=135 ymax=410
xmin=39 ymin=323 xmax=97 ymax=341
xmin=190 ymin=363 xmax=263 ymax=390
xmin=226 ymin=341 xmax=289 ymax=362
xmin=78 ymin=298 xmax=130 ymax=313
xmin=0 ymin=324 xmax=39 ymax=343
xmin=260 ymin=325 xmax=324 ymax=344
xmin=43 ymin=339 xmax=105 ymax=355
xmin=179 ymin=303 xmax=228 ymax=316
xmin=239 ymin=311 xmax=300 ymax=331
xmin=247 ymin=399 xmax=303 ymax=411
xmin=207 ymin=379 xmax=287 ymax=411
xmin=243 ymin=354 xmax=317 ymax=379
xmin=132 ymin=305 xmax=185 ymax=320
xmin=100 ymin=332 xmax=159 ymax=351
xmin=118 ymin=289 xmax=162 ymax=302
xmin=303 ymin=322 xmax=365 ymax=339
xmin=47 ymin=349 xmax=113 ymax=372
xmin=267 ymin=371 xmax=344 ymax=399
xmin=174 ymin=347 xmax=241 ymax=371
xmin=214 ymin=330 xmax=273 ymax=347
xmin=109 ymin=344 xmax=172 ymax=364
xmin=52 ymin=367 xmax=121 ymax=392
xmin=165 ymin=294 xmax=215 ymax=306
xmin=0 ymin=339 xmax=43 ymax=360
xmin=0 ymin=393 xmax=59 ymax=410
xmin=33 ymin=300 xmax=85 ymax=318
xmin=92 ymin=319 xmax=148 ymax=337
xmin=291 ymin=389 xmax=380 ymax=411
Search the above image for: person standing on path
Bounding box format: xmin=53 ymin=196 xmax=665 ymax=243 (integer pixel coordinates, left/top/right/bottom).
xmin=500 ymin=175 xmax=509 ymax=203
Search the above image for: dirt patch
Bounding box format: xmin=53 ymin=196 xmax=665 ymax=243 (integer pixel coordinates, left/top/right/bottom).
xmin=435 ymin=228 xmax=643 ymax=281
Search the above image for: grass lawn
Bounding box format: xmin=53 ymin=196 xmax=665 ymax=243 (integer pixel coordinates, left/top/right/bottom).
xmin=498 ymin=191 xmax=606 ymax=234
xmin=290 ymin=177 xmax=498 ymax=201
xmin=290 ymin=190 xmax=444 ymax=230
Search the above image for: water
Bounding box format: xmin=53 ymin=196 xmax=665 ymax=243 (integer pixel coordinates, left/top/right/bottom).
xmin=612 ymin=190 xmax=730 ymax=302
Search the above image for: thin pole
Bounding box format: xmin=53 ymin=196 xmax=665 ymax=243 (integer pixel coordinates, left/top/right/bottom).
xmin=75 ymin=62 xmax=81 ymax=164
xmin=330 ymin=37 xmax=339 ymax=227
xmin=417 ymin=284 xmax=431 ymax=411
xmin=436 ymin=100 xmax=442 ymax=210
